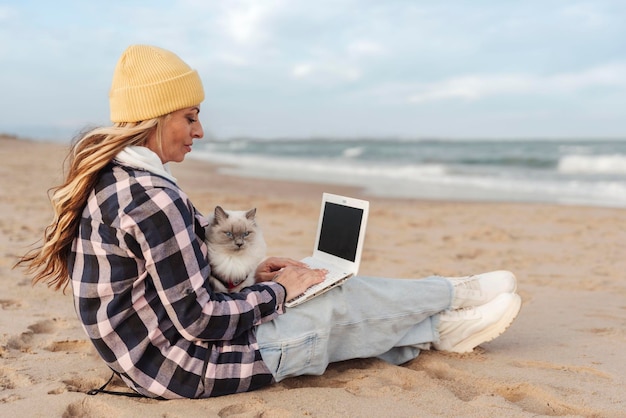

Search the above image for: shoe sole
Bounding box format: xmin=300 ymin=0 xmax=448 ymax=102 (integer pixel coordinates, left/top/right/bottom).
xmin=449 ymin=293 xmax=522 ymax=353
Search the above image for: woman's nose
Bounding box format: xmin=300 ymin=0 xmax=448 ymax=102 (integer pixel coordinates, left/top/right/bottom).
xmin=193 ymin=121 xmax=204 ymax=139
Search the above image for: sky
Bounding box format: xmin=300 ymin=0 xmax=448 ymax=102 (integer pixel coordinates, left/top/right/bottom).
xmin=1 ymin=0 xmax=625 ymax=141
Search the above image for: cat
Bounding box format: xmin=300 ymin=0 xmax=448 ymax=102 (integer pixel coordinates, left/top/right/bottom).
xmin=205 ymin=205 xmax=267 ymax=293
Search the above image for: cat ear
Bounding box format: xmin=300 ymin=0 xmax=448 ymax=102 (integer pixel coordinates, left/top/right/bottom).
xmin=245 ymin=208 xmax=257 ymax=220
xmin=214 ymin=206 xmax=229 ymax=224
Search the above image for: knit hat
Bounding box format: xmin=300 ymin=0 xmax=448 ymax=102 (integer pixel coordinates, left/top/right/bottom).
xmin=109 ymin=45 xmax=205 ymax=123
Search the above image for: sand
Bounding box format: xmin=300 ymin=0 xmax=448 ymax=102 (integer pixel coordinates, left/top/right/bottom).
xmin=1 ymin=136 xmax=625 ymax=417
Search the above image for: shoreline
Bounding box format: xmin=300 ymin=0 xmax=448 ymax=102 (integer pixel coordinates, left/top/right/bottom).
xmin=188 ymin=137 xmax=626 ymax=210
xmin=1 ymin=136 xmax=626 ymax=416
xmin=8 ymin=135 xmax=626 ymax=209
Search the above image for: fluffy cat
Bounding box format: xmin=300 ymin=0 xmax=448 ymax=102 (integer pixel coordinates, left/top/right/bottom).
xmin=205 ymin=206 xmax=267 ymax=293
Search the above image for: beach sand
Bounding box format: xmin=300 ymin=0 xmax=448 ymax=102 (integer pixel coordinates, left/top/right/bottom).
xmin=1 ymin=136 xmax=625 ymax=417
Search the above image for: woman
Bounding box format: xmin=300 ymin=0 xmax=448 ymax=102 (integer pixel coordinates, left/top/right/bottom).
xmin=17 ymin=45 xmax=521 ymax=399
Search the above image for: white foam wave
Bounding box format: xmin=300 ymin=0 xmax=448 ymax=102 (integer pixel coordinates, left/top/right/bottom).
xmin=224 ymin=140 xmax=250 ymax=151
xmin=189 ymin=151 xmax=626 ymax=208
xmin=191 ymin=151 xmax=447 ymax=181
xmin=558 ymin=154 xmax=626 ymax=174
xmin=342 ymin=146 xmax=364 ymax=158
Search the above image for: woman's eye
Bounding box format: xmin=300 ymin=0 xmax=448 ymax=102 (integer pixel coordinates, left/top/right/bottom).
xmin=187 ymin=118 xmax=197 ymax=123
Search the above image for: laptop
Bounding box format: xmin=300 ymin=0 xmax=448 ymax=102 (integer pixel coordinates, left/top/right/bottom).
xmin=285 ymin=193 xmax=369 ymax=308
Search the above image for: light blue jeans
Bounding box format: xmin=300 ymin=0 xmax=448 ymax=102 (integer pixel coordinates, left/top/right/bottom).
xmin=256 ymin=276 xmax=452 ymax=381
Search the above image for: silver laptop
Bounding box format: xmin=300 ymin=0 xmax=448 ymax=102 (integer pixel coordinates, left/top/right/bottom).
xmin=286 ymin=193 xmax=369 ymax=308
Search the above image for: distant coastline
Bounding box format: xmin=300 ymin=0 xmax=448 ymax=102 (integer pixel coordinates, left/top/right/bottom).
xmin=3 ymin=127 xmax=626 ymax=145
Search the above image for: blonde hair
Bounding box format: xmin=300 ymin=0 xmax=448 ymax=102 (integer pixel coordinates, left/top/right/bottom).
xmin=16 ymin=116 xmax=168 ymax=291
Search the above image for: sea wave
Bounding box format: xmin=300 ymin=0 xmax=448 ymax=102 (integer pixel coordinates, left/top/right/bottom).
xmin=342 ymin=146 xmax=364 ymax=158
xmin=189 ymin=147 xmax=626 ymax=208
xmin=558 ymin=154 xmax=626 ymax=175
xmin=191 ymin=151 xmax=447 ymax=181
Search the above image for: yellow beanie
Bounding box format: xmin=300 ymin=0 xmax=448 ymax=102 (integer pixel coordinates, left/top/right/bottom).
xmin=109 ymin=45 xmax=205 ymax=123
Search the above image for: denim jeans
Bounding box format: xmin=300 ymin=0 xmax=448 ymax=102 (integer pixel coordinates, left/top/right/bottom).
xmin=256 ymin=276 xmax=452 ymax=381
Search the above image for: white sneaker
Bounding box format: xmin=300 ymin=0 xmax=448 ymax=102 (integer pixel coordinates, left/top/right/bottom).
xmin=448 ymin=270 xmax=517 ymax=309
xmin=434 ymin=292 xmax=522 ymax=353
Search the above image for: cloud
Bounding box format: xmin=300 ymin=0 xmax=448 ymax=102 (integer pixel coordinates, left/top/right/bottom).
xmin=407 ymin=63 xmax=626 ymax=103
xmin=408 ymin=75 xmax=535 ymax=102
xmin=347 ymin=40 xmax=384 ymax=57
xmin=550 ymin=63 xmax=626 ymax=90
xmin=215 ymin=52 xmax=250 ymax=68
xmin=287 ymin=39 xmax=383 ymax=85
xmin=292 ymin=63 xmax=313 ymax=78
xmin=560 ymin=3 xmax=611 ymax=29
xmin=0 ymin=5 xmax=15 ymax=21
xmin=216 ymin=0 xmax=284 ymax=45
xmin=291 ymin=61 xmax=361 ymax=83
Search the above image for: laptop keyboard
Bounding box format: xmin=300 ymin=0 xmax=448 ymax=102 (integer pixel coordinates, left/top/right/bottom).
xmin=285 ymin=258 xmax=352 ymax=307
xmin=301 ymin=257 xmax=348 ymax=282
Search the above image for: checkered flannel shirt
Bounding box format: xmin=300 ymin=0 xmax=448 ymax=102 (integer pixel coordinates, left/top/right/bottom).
xmin=69 ymin=163 xmax=286 ymax=399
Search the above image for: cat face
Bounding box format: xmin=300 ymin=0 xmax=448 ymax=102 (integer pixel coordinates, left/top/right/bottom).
xmin=207 ymin=206 xmax=259 ymax=253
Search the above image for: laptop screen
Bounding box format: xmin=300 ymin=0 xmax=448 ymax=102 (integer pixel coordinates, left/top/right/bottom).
xmin=317 ymin=202 xmax=364 ymax=262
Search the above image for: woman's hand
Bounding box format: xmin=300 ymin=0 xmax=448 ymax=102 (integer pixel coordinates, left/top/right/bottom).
xmin=255 ymin=257 xmax=326 ymax=302
xmin=255 ymin=257 xmax=307 ymax=282
xmin=272 ymin=265 xmax=326 ymax=302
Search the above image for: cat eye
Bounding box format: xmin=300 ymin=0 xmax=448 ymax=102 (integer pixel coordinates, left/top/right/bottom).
xmin=243 ymin=231 xmax=250 ymax=237
xmin=225 ymin=232 xmax=233 ymax=238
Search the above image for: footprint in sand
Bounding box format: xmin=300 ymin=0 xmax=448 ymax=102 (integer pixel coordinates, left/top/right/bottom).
xmin=586 ymin=327 xmax=626 ymax=342
xmin=217 ymin=398 xmax=291 ymax=417
xmin=0 ymin=299 xmax=25 ymax=310
xmin=510 ymin=360 xmax=612 ymax=380
xmin=0 ymin=367 xmax=34 ymax=391
xmin=45 ymin=339 xmax=92 ymax=353
xmin=28 ymin=318 xmax=66 ymax=334
xmin=492 ymin=383 xmax=596 ymax=417
xmin=0 ymin=393 xmax=22 ymax=403
xmin=6 ymin=331 xmax=35 ymax=351
xmin=63 ymin=398 xmax=122 ymax=418
xmin=63 ymin=375 xmax=113 ymax=394
xmin=414 ymin=357 xmax=601 ymax=417
xmin=5 ymin=319 xmax=86 ymax=354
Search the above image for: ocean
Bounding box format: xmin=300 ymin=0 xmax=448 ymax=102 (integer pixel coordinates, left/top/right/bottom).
xmin=190 ymin=138 xmax=626 ymax=208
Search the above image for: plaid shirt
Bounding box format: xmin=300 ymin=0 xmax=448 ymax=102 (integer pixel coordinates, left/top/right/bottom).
xmin=68 ymin=163 xmax=285 ymax=399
